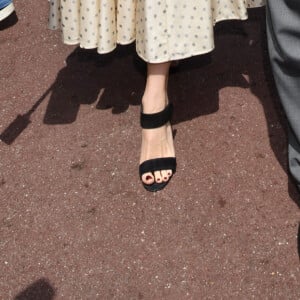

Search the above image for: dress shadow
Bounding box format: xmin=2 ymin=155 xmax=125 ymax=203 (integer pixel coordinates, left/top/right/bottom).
xmin=14 ymin=278 xmax=55 ymax=300
xmin=43 ymin=43 xmax=144 ymax=125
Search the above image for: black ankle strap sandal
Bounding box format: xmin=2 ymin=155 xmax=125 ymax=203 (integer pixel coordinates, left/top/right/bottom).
xmin=139 ymin=103 xmax=177 ymax=192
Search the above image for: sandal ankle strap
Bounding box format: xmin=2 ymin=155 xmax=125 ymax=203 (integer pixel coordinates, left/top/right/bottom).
xmin=140 ymin=103 xmax=173 ymax=129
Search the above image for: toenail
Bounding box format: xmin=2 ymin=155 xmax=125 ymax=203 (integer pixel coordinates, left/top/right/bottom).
xmin=164 ymin=177 xmax=168 ymax=180
xmin=146 ymin=175 xmax=152 ymax=180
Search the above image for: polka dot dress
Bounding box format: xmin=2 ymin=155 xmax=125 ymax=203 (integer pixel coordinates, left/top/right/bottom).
xmin=49 ymin=0 xmax=265 ymax=63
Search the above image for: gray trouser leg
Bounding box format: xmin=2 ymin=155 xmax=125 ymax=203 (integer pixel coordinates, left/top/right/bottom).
xmin=266 ymin=0 xmax=300 ymax=189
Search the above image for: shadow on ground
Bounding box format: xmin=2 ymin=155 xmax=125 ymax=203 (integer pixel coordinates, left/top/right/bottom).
xmin=43 ymin=44 xmax=144 ymax=123
xmin=14 ymin=278 xmax=55 ymax=300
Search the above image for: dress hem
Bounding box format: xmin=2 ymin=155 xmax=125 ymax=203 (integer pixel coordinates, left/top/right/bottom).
xmin=51 ymin=8 xmax=264 ymax=63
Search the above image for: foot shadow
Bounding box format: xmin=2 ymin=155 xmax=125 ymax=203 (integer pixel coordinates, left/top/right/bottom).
xmin=14 ymin=278 xmax=55 ymax=300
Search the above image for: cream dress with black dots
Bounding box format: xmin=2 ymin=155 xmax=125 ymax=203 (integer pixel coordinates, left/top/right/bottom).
xmin=49 ymin=0 xmax=265 ymax=63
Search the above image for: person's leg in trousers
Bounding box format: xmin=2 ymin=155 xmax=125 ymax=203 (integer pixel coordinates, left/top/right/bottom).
xmin=267 ymin=0 xmax=300 ymax=191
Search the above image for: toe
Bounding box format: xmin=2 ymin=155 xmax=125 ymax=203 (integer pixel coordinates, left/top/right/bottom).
xmin=166 ymin=169 xmax=173 ymax=177
xmin=161 ymin=170 xmax=170 ymax=182
xmin=154 ymin=171 xmax=163 ymax=183
xmin=142 ymin=172 xmax=155 ymax=185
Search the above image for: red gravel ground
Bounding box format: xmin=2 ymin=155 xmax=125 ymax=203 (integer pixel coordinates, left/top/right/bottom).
xmin=0 ymin=1 xmax=299 ymax=299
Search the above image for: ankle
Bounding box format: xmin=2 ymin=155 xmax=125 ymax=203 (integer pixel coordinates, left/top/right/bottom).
xmin=142 ymin=92 xmax=168 ymax=114
xmin=142 ymin=126 xmax=167 ymax=141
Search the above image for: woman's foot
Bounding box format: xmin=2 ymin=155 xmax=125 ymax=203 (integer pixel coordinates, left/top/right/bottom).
xmin=139 ymin=93 xmax=176 ymax=187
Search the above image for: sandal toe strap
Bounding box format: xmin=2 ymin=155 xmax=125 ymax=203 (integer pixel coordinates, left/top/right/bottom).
xmin=139 ymin=157 xmax=176 ymax=176
xmin=141 ymin=103 xmax=173 ymax=129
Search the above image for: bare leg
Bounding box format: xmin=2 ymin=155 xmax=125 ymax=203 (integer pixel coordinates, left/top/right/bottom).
xmin=140 ymin=62 xmax=175 ymax=185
